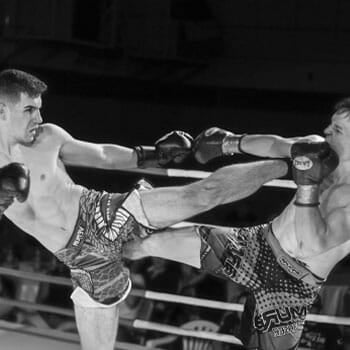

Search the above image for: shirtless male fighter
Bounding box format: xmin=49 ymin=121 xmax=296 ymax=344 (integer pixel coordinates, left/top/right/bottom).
xmin=0 ymin=69 xmax=289 ymax=350
xmin=124 ymin=108 xmax=342 ymax=349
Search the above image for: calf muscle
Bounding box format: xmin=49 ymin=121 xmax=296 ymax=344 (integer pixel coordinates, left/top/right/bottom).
xmin=200 ymin=159 xmax=288 ymax=208
xmin=141 ymin=160 xmax=288 ymax=228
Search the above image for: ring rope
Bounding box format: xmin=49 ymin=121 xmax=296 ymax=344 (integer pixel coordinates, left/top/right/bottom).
xmin=0 ymin=297 xmax=75 ymax=317
xmin=121 ymin=167 xmax=297 ymax=189
xmin=3 ymin=293 xmax=349 ymax=347
xmin=131 ymin=319 xmax=243 ymax=345
xmin=0 ymin=266 xmax=72 ymax=286
xmin=132 ymin=289 xmax=244 ymax=312
xmin=0 ymin=267 xmax=349 ymax=326
xmin=0 ymin=297 xmax=242 ymax=346
xmin=0 ymin=320 xmax=160 ymax=350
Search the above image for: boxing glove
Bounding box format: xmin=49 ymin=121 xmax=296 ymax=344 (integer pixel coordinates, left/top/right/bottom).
xmin=135 ymin=130 xmax=193 ymax=167
xmin=193 ymin=127 xmax=246 ymax=164
xmin=0 ymin=163 xmax=30 ymax=215
xmin=291 ymin=141 xmax=338 ymax=206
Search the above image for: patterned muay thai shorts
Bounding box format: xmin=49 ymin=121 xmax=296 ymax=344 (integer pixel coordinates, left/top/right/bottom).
xmin=197 ymin=223 xmax=324 ymax=350
xmin=55 ymin=183 xmax=153 ymax=306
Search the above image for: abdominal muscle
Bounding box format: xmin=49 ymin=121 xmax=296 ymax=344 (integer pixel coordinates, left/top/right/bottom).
xmin=272 ymin=202 xmax=348 ymax=279
xmin=5 ymin=176 xmax=85 ymax=253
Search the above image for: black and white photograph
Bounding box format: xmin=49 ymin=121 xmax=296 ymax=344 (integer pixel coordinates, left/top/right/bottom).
xmin=0 ymin=1 xmax=350 ymax=349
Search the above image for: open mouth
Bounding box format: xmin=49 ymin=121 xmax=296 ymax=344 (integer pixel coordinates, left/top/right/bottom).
xmin=29 ymin=125 xmax=41 ymax=134
xmin=28 ymin=129 xmax=37 ymax=137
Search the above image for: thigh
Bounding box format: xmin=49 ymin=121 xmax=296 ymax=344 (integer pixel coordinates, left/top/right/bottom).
xmin=139 ymin=185 xmax=201 ymax=228
xmin=139 ymin=225 xmax=202 ymax=268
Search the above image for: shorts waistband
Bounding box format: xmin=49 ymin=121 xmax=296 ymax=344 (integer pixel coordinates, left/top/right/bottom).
xmin=264 ymin=224 xmax=324 ymax=287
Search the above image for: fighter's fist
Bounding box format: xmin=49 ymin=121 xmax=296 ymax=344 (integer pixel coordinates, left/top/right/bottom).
xmin=291 ymin=141 xmax=339 ymax=186
xmin=155 ymin=130 xmax=193 ymax=165
xmin=193 ymin=127 xmax=244 ymax=164
xmin=0 ymin=163 xmax=30 ymax=216
xmin=135 ymin=131 xmax=193 ymax=167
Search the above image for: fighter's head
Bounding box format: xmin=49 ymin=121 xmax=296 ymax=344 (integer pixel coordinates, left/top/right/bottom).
xmin=0 ymin=69 xmax=47 ymax=145
xmin=0 ymin=69 xmax=47 ymax=103
xmin=323 ymin=97 xmax=350 ymax=159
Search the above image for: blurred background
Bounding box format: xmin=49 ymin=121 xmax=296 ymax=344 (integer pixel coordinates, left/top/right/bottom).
xmin=0 ymin=1 xmax=350 ymax=349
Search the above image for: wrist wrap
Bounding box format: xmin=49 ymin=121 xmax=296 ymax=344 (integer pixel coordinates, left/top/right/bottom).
xmin=134 ymin=146 xmax=158 ymax=168
xmin=222 ymin=134 xmax=247 ymax=155
xmin=294 ymin=185 xmax=320 ymax=207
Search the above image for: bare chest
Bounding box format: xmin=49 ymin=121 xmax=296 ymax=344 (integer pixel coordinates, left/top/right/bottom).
xmin=273 ymin=182 xmax=347 ymax=251
xmin=7 ymin=143 xmax=62 ymax=196
xmin=319 ymin=183 xmax=347 ymax=215
xmin=3 ymin=139 xmax=81 ymax=239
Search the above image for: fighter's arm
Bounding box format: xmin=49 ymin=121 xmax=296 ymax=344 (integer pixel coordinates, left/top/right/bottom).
xmin=46 ymin=124 xmax=137 ymax=169
xmin=48 ymin=124 xmax=192 ymax=169
xmin=239 ymin=134 xmax=324 ymax=158
xmin=193 ymin=127 xmax=324 ymax=163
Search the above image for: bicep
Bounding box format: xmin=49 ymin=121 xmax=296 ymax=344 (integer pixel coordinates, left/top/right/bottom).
xmin=60 ymin=138 xmax=107 ymax=167
xmin=47 ymin=124 xmax=134 ymax=168
xmin=60 ymin=139 xmax=136 ymax=169
xmin=47 ymin=124 xmax=110 ymax=168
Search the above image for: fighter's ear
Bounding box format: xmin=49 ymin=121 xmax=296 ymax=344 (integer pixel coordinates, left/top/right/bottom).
xmin=0 ymin=102 xmax=9 ymax=121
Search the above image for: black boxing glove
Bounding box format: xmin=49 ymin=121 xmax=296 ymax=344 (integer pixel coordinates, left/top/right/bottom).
xmin=0 ymin=163 xmax=30 ymax=216
xmin=193 ymin=127 xmax=246 ymax=164
xmin=291 ymin=141 xmax=339 ymax=206
xmin=135 ymin=130 xmax=193 ymax=167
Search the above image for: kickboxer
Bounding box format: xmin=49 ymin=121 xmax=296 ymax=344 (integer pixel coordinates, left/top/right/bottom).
xmin=125 ymin=103 xmax=344 ymax=349
xmin=0 ymin=69 xmax=288 ymax=350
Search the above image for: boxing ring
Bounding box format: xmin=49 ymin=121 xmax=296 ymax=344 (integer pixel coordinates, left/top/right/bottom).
xmin=1 ymin=167 xmax=349 ymax=349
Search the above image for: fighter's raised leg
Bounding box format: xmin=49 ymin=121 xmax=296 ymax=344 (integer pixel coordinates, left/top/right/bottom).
xmin=123 ymin=158 xmax=288 ymax=266
xmin=139 ymin=159 xmax=288 ymax=228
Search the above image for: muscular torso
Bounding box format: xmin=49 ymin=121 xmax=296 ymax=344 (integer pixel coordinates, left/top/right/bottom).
xmin=2 ymin=125 xmax=84 ymax=253
xmin=272 ymin=177 xmax=350 ymax=278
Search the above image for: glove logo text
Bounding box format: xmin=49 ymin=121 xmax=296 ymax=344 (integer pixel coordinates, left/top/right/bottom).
xmin=293 ymin=156 xmax=313 ymax=170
